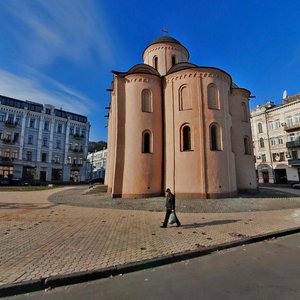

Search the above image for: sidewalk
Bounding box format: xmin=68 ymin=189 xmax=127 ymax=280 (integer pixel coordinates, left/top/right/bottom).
xmin=0 ymin=186 xmax=300 ymax=294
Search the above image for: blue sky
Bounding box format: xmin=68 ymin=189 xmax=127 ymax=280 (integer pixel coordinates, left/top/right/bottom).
xmin=0 ymin=0 xmax=300 ymax=141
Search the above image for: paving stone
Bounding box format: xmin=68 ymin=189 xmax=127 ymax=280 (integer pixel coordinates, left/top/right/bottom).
xmin=0 ymin=186 xmax=299 ymax=287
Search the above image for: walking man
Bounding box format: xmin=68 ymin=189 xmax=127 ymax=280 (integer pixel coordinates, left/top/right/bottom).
xmin=160 ymin=188 xmax=181 ymax=228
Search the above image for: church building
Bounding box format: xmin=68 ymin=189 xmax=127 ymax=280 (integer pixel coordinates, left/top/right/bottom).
xmin=105 ymin=36 xmax=257 ymax=198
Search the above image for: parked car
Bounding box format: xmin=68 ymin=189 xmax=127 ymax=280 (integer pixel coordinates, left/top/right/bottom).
xmin=0 ymin=178 xmax=10 ymax=186
xmin=87 ymin=178 xmax=104 ymax=184
xmin=291 ymin=182 xmax=300 ymax=189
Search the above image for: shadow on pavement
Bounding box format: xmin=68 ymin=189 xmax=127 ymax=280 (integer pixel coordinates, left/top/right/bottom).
xmin=180 ymin=219 xmax=240 ymax=229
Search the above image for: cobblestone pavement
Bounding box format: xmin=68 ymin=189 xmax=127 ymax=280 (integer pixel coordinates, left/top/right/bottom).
xmin=0 ymin=186 xmax=300 ymax=287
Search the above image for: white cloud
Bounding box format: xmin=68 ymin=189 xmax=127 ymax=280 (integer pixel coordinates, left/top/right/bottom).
xmin=0 ymin=69 xmax=94 ymax=115
xmin=2 ymin=0 xmax=116 ymax=66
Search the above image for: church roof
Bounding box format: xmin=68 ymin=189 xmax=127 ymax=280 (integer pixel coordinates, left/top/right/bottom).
xmin=112 ymin=64 xmax=160 ymax=77
xmin=149 ymin=35 xmax=182 ymax=46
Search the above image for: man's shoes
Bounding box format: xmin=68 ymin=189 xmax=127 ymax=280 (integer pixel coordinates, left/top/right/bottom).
xmin=160 ymin=225 xmax=167 ymax=228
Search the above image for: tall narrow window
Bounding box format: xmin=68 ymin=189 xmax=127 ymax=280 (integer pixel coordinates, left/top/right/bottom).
xmin=142 ymin=131 xmax=152 ymax=153
xmin=153 ymin=56 xmax=158 ymax=70
xmin=241 ymin=102 xmax=248 ymax=121
xmin=210 ymin=123 xmax=221 ymax=151
xmin=258 ymin=123 xmax=263 ymax=133
xmin=179 ymin=85 xmax=191 ymax=110
xmin=207 ymin=84 xmax=219 ymax=109
xmin=142 ymin=89 xmax=152 ymax=112
xmin=259 ymin=137 xmax=265 ymax=148
xmin=244 ymin=136 xmax=251 ymax=155
xmin=182 ymin=125 xmax=191 ymax=151
xmin=172 ymin=55 xmax=176 ymax=66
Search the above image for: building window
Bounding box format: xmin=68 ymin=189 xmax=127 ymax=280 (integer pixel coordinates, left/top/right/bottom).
xmin=28 ymin=135 xmax=33 ymax=144
xmin=207 ymin=84 xmax=219 ymax=109
xmin=279 ymin=152 xmax=285 ymax=161
xmin=29 ymin=118 xmax=35 ymax=128
xmin=295 ymin=114 xmax=300 ymax=124
xmin=41 ymin=153 xmax=47 ymax=162
xmin=275 ymin=119 xmax=281 ymax=128
xmin=26 ymin=151 xmax=32 ymax=161
xmin=12 ymin=150 xmax=18 ymax=159
xmin=13 ymin=133 xmax=19 ymax=142
xmin=259 ymin=137 xmax=265 ymax=148
xmin=141 ymin=89 xmax=152 ymax=112
xmin=153 ymin=56 xmax=158 ymax=70
xmin=57 ymin=123 xmax=62 ymax=133
xmin=286 ymin=116 xmax=293 ymax=127
xmin=262 ymin=154 xmax=266 ymax=162
xmin=292 ymin=151 xmax=298 ymax=159
xmin=258 ymin=123 xmax=263 ymax=133
xmin=241 ymin=102 xmax=248 ymax=121
xmin=210 ymin=123 xmax=221 ymax=151
xmin=0 ymin=114 xmax=5 ymax=122
xmin=4 ymin=150 xmax=10 ymax=157
xmin=43 ymin=137 xmax=48 ymax=147
xmin=288 ymin=133 xmax=295 ymax=142
xmin=244 ymin=136 xmax=251 ymax=155
xmin=171 ymin=55 xmax=176 ymax=66
xmin=142 ymin=130 xmax=152 ymax=153
xmin=278 ymin=137 xmax=284 ymax=144
xmin=56 ymin=140 xmax=61 ymax=149
xmin=179 ymin=85 xmax=191 ymax=110
xmin=44 ymin=121 xmax=49 ymax=131
xmin=181 ymin=125 xmax=192 ymax=151
xmin=270 ymin=138 xmax=276 ymax=146
xmin=268 ymin=122 xmax=274 ymax=131
xmin=70 ymin=126 xmax=74 ymax=135
xmin=45 ymin=108 xmax=51 ymax=115
xmin=67 ymin=156 xmax=72 ymax=164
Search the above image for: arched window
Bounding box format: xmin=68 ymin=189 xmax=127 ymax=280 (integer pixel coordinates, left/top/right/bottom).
xmin=142 ymin=131 xmax=152 ymax=153
xmin=179 ymin=85 xmax=191 ymax=110
xmin=259 ymin=137 xmax=265 ymax=148
xmin=207 ymin=84 xmax=219 ymax=109
xmin=182 ymin=125 xmax=191 ymax=151
xmin=241 ymin=102 xmax=248 ymax=121
xmin=210 ymin=123 xmax=221 ymax=151
xmin=244 ymin=136 xmax=251 ymax=155
xmin=142 ymin=89 xmax=152 ymax=112
xmin=258 ymin=122 xmax=263 ymax=133
xmin=172 ymin=55 xmax=176 ymax=66
xmin=153 ymin=56 xmax=158 ymax=70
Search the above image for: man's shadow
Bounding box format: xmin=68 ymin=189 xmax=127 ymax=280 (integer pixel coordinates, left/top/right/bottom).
xmin=178 ymin=219 xmax=240 ymax=229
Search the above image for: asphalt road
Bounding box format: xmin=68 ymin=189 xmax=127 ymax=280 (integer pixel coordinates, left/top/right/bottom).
xmin=5 ymin=233 xmax=300 ymax=300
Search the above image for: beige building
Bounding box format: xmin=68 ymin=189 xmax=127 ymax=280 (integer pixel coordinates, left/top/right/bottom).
xmin=105 ymin=36 xmax=257 ymax=198
xmin=251 ymin=93 xmax=300 ymax=184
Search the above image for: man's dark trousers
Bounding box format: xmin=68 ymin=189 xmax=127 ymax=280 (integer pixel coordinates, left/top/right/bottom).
xmin=162 ymin=209 xmax=181 ymax=227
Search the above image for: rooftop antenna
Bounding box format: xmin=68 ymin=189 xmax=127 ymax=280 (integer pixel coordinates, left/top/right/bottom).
xmin=282 ymin=89 xmax=287 ymax=100
xmin=161 ymin=28 xmax=169 ymax=36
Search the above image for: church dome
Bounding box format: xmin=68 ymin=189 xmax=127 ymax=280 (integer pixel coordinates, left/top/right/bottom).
xmin=143 ymin=35 xmax=189 ymax=76
xmin=147 ymin=36 xmax=183 ymax=47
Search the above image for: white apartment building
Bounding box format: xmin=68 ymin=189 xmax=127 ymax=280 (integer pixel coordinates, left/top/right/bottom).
xmin=86 ymin=148 xmax=107 ymax=181
xmin=0 ymin=94 xmax=90 ymax=183
xmin=251 ymin=93 xmax=300 ymax=184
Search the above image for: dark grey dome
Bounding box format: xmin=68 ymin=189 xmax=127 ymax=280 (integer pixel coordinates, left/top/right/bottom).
xmin=149 ymin=36 xmax=182 ymax=46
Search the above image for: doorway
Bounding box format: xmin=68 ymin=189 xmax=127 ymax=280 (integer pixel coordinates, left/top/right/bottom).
xmin=262 ymin=171 xmax=269 ymax=183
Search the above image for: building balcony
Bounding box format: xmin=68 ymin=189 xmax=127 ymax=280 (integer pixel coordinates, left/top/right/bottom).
xmin=1 ymin=138 xmax=15 ymax=144
xmin=71 ymin=163 xmax=83 ymax=167
xmin=0 ymin=156 xmax=15 ymax=162
xmin=4 ymin=120 xmax=18 ymax=128
xmin=286 ymin=140 xmax=300 ymax=148
xmin=283 ymin=123 xmax=300 ymax=132
xmin=288 ymin=158 xmax=300 ymax=166
xmin=71 ymin=148 xmax=83 ymax=153
xmin=71 ymin=133 xmax=85 ymax=140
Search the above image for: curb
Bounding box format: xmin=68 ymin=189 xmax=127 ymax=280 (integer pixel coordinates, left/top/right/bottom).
xmin=1 ymin=227 xmax=300 ymax=298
